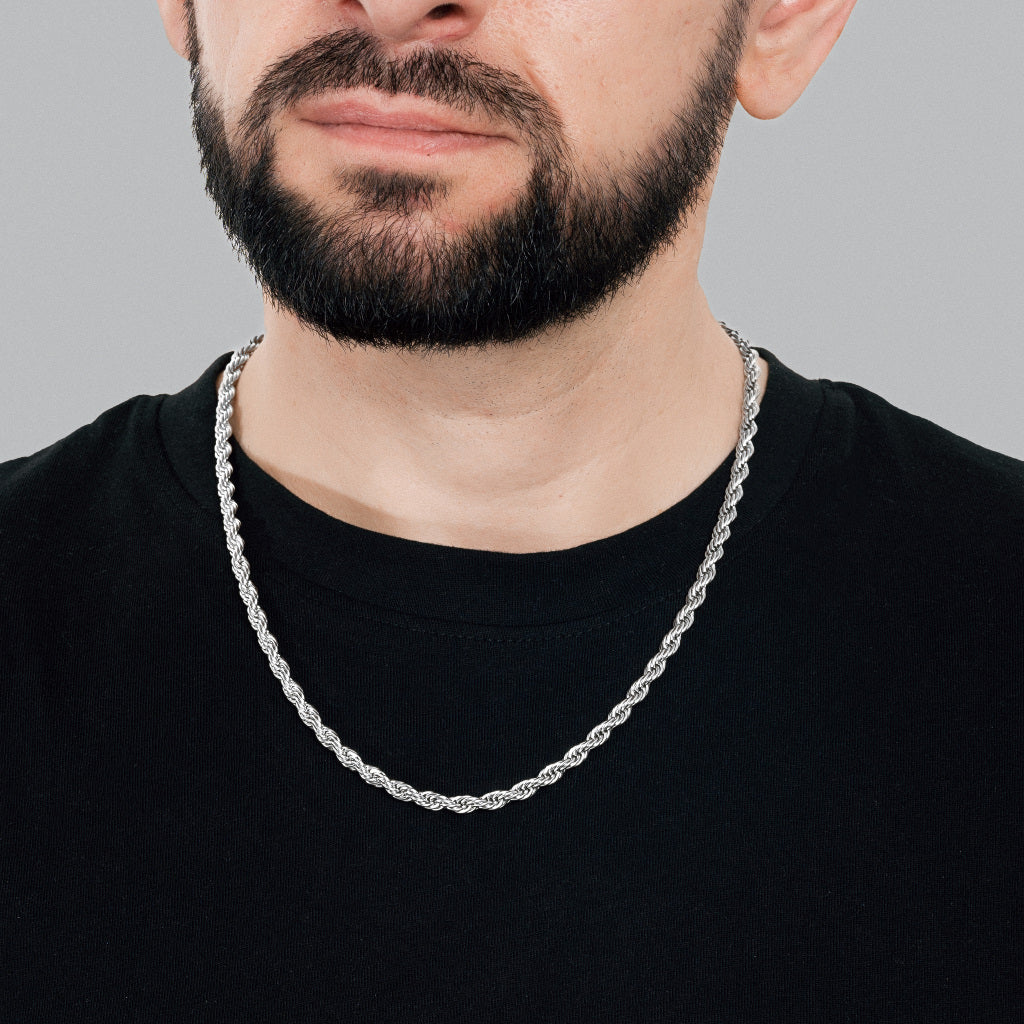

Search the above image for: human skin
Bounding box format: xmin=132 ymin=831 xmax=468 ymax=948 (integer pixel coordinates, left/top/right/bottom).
xmin=158 ymin=0 xmax=855 ymax=553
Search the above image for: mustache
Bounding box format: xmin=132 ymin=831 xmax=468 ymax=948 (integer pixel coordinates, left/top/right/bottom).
xmin=227 ymin=27 xmax=564 ymax=153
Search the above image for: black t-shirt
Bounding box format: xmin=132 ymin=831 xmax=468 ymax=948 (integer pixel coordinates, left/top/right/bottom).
xmin=2 ymin=348 xmax=1022 ymax=1021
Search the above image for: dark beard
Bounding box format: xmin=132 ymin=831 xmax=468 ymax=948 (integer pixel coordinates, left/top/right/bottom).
xmin=185 ymin=4 xmax=749 ymax=351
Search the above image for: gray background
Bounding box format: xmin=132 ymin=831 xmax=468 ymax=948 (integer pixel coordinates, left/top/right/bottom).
xmin=2 ymin=2 xmax=1021 ymax=462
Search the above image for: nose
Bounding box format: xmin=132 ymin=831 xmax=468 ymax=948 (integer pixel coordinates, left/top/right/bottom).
xmin=338 ymin=0 xmax=487 ymax=47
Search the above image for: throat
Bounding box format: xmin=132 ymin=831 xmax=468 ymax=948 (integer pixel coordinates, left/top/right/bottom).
xmin=223 ymin=325 xmax=763 ymax=553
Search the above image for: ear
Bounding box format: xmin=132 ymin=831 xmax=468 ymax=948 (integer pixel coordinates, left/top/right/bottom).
xmin=735 ymin=0 xmax=858 ymax=120
xmin=157 ymin=0 xmax=194 ymax=62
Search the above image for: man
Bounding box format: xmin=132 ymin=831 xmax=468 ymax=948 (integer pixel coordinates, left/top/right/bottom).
xmin=2 ymin=0 xmax=1020 ymax=1019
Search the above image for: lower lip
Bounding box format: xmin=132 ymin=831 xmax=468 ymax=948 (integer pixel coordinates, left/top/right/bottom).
xmin=304 ymin=120 xmax=505 ymax=156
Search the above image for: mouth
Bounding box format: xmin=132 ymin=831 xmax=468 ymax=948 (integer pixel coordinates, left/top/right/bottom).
xmin=297 ymin=95 xmax=509 ymax=155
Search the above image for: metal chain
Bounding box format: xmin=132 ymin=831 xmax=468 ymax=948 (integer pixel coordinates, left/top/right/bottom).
xmin=214 ymin=325 xmax=761 ymax=812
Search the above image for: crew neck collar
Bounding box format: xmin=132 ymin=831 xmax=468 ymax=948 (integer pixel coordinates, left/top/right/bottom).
xmin=159 ymin=344 xmax=824 ymax=627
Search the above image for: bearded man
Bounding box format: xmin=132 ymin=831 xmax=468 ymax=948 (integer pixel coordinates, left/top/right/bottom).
xmin=2 ymin=0 xmax=1021 ymax=1020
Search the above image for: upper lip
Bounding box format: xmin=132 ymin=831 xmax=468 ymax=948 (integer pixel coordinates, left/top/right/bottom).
xmin=298 ymin=95 xmax=501 ymax=137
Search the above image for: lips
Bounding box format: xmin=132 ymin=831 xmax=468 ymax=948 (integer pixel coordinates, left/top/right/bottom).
xmin=298 ymin=96 xmax=501 ymax=139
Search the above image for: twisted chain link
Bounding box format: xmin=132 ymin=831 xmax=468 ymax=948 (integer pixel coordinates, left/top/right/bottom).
xmin=214 ymin=325 xmax=761 ymax=812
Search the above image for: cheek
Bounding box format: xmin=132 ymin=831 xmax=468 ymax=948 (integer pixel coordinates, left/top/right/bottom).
xmin=507 ymin=2 xmax=714 ymax=165
xmin=201 ymin=4 xmax=300 ymax=115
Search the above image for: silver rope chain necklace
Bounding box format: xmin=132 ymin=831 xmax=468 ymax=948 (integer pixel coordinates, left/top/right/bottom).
xmin=214 ymin=324 xmax=761 ymax=813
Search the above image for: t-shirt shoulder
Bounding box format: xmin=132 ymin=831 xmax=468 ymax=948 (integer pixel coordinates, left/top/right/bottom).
xmin=827 ymin=377 xmax=1022 ymax=492
xmin=807 ymin=376 xmax=1024 ymax=565
xmin=0 ymin=393 xmax=179 ymax=560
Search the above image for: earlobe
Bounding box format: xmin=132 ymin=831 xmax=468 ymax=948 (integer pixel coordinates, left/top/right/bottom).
xmin=157 ymin=0 xmax=193 ymax=62
xmin=734 ymin=0 xmax=857 ymax=120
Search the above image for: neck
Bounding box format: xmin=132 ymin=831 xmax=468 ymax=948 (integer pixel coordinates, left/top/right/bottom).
xmin=229 ymin=249 xmax=767 ymax=553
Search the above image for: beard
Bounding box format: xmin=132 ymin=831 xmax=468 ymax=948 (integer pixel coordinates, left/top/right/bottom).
xmin=184 ymin=3 xmax=749 ymax=351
